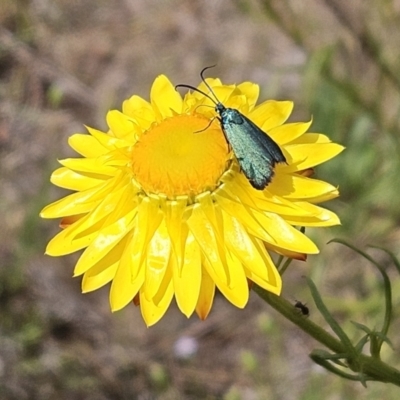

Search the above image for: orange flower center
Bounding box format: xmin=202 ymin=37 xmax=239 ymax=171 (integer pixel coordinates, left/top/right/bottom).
xmin=131 ymin=114 xmax=230 ymax=198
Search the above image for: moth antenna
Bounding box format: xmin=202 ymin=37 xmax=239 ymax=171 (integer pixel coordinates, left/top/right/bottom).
xmin=194 ymin=117 xmax=218 ymax=134
xmin=200 ymin=65 xmax=223 ymax=104
xmin=194 ymin=104 xmax=214 ymax=113
xmin=175 ymin=84 xmax=217 ymax=106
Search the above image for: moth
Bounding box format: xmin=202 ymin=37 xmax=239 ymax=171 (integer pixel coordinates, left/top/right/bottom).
xmin=176 ymin=66 xmax=286 ymax=190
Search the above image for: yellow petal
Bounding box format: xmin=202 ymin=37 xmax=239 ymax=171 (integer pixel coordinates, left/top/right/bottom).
xmin=163 ymin=197 xmax=188 ymax=271
xmin=222 ymin=211 xmax=271 ymax=282
xmin=110 ymin=248 xmax=145 ymax=311
xmin=197 ymin=78 xmax=224 ymax=101
xmin=201 ymin=77 xmax=222 ymax=90
xmin=284 ymin=143 xmax=345 ymax=170
xmin=282 ymin=203 xmax=341 ymax=227
xmin=135 ymin=197 xmax=164 ymax=269
xmin=41 ymin=172 xmax=129 ymax=219
xmin=249 ymin=208 xmax=319 ymax=254
xmin=189 ymin=80 xmax=235 ymax=115
xmin=245 ymin=265 xmax=281 ymax=295
xmin=87 ymin=125 xmax=133 ymax=149
xmin=140 ymin=268 xmax=174 ymax=326
xmin=269 ymin=120 xmax=312 ymax=145
xmin=197 ymin=192 xmax=225 ymax=249
xmin=226 ymin=174 xmax=315 ymax=217
xmin=214 ymin=85 xmax=237 ymax=106
xmin=264 ymin=245 xmax=306 ymax=261
xmin=151 ymin=75 xmax=183 ymax=119
xmin=45 ymin=219 xmax=94 ymax=255
xmin=111 ymin=197 xmax=164 ymax=287
xmin=229 ymin=94 xmax=250 ymax=114
xmin=187 ymin=204 xmax=229 ymax=285
xmin=203 ymin=253 xmax=249 ymax=308
xmin=45 ymin=179 xmax=136 ymax=255
xmin=288 ymin=132 xmax=332 ymax=144
xmin=122 ymin=95 xmax=155 ymax=130
xmin=196 ymin=267 xmax=215 ymax=320
xmin=236 ymin=82 xmax=260 ymax=109
xmin=173 ymin=232 xmax=202 ymax=318
xmin=81 ymin=234 xmax=130 ymax=292
xmin=251 ymin=237 xmax=281 ymax=293
xmin=41 ymin=186 xmax=102 ymax=220
xmin=307 ymin=191 xmax=340 ymax=204
xmin=59 ymin=157 xmax=117 ymax=176
xmin=68 ymin=133 xmax=109 ymax=158
xmin=214 ymin=190 xmax=274 ymax=244
xmin=82 ymin=262 xmax=117 ymax=292
xmin=73 ymin=208 xmax=137 ymax=276
xmin=105 ymin=110 xmax=139 ymax=143
xmin=142 ymin=220 xmax=171 ymax=301
xmin=250 ymin=100 xmax=293 ymax=131
xmin=268 ymin=174 xmax=339 ymax=202
xmin=50 ymin=167 xmax=105 ymax=191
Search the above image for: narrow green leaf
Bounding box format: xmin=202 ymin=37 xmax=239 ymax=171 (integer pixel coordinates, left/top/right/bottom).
xmin=306 ymin=277 xmax=358 ymax=360
xmin=329 ymin=239 xmax=392 ymax=354
xmin=310 ymin=350 xmax=369 ymax=387
xmin=351 ymin=321 xmax=372 ymax=335
xmin=355 ymin=335 xmax=370 ymax=353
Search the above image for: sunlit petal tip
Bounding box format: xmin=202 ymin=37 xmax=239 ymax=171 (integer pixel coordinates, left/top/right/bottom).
xmin=141 ymin=303 xmax=167 ymax=327
xmin=151 ymin=75 xmax=183 ymax=118
xmin=69 ymin=131 xmax=113 ymax=158
xmin=236 ymin=82 xmax=260 ymax=109
xmin=41 ymin=72 xmax=342 ymax=325
xmin=106 ymin=110 xmax=135 ymax=136
xmin=39 ymin=209 xmax=48 ymax=219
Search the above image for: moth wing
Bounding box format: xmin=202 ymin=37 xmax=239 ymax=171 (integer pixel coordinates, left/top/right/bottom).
xmin=222 ymin=119 xmax=280 ymax=189
xmin=239 ymin=113 xmax=286 ymax=164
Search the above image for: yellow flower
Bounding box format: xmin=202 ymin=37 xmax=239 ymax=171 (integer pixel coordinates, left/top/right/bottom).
xmin=40 ymin=75 xmax=343 ymax=326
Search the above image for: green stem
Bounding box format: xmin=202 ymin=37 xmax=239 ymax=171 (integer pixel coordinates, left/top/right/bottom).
xmin=253 ymin=285 xmax=400 ymax=386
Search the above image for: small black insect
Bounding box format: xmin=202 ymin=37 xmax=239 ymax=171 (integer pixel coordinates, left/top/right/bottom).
xmin=294 ymin=300 xmax=309 ymax=317
xmin=175 ymin=66 xmax=286 ymax=190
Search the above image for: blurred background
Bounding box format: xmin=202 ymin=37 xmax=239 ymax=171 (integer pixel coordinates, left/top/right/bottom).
xmin=1 ymin=0 xmax=400 ymax=399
